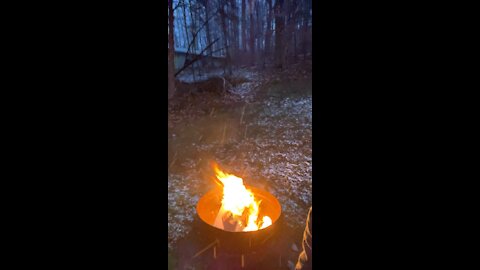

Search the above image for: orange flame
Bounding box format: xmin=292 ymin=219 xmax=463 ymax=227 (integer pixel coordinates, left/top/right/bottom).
xmin=212 ymin=163 xmax=272 ymax=231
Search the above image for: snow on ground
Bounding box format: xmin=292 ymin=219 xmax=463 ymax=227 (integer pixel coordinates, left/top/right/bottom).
xmin=168 ymin=67 xmax=312 ymax=250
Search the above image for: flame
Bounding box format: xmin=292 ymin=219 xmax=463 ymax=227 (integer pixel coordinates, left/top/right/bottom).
xmin=213 ymin=164 xmax=272 ymax=231
xmin=261 ymin=216 xmax=272 ymax=229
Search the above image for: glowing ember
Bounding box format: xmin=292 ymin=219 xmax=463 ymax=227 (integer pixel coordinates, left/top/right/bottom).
xmin=212 ymin=164 xmax=272 ymax=231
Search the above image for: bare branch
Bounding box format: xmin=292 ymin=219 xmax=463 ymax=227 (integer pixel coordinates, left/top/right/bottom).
xmin=175 ymin=38 xmax=220 ymax=77
xmin=184 ymin=8 xmax=219 ymax=57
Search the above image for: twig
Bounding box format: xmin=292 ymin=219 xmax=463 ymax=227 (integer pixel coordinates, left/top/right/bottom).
xmin=209 ymin=47 xmax=227 ymax=56
xmin=169 ymin=151 xmax=177 ymax=169
xmin=175 ymin=38 xmax=220 ymax=77
xmin=240 ymin=104 xmax=246 ymax=124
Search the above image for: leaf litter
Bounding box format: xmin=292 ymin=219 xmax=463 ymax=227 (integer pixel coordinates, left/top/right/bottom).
xmin=168 ymin=66 xmax=312 ymax=251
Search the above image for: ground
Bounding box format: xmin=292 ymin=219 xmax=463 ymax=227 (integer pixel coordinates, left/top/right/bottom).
xmin=168 ymin=62 xmax=312 ymax=269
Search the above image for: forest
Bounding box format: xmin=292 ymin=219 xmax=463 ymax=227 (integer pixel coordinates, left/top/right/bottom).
xmin=168 ymin=0 xmax=312 ymax=269
xmin=168 ymin=0 xmax=312 ymax=98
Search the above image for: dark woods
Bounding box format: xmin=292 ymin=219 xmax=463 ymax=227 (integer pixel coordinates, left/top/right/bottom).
xmin=168 ymin=0 xmax=312 ymax=98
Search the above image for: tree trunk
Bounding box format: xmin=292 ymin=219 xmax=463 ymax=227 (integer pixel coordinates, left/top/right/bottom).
xmin=188 ymin=0 xmax=197 ymax=80
xmin=303 ymin=0 xmax=310 ymax=60
xmin=265 ymin=0 xmax=272 ymax=62
xmin=292 ymin=0 xmax=299 ymax=62
xmin=219 ymin=4 xmax=232 ymax=75
xmin=168 ymin=0 xmax=176 ymax=99
xmin=283 ymin=0 xmax=295 ymax=66
xmin=241 ymin=0 xmax=246 ymax=53
xmin=182 ymin=1 xmax=190 ymax=52
xmin=204 ymin=0 xmax=213 ymax=66
xmin=255 ymin=1 xmax=262 ymax=66
xmin=274 ymin=0 xmax=285 ymax=69
xmin=230 ymin=0 xmax=239 ymax=62
xmin=249 ymin=1 xmax=255 ymax=65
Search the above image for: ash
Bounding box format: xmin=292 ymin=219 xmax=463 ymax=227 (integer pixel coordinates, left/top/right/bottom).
xmin=168 ymin=66 xmax=312 ymax=252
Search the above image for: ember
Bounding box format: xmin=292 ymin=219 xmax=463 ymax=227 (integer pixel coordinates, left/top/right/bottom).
xmin=211 ymin=163 xmax=273 ymax=232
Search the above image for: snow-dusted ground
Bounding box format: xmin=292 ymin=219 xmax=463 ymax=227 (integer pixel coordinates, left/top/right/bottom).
xmin=168 ymin=68 xmax=312 ymax=251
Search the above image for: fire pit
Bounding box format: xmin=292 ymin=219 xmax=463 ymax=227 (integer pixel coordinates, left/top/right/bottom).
xmin=196 ymin=164 xmax=282 ymax=253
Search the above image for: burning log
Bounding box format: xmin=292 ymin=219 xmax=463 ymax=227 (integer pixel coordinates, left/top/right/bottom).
xmin=214 ymin=206 xmax=246 ymax=232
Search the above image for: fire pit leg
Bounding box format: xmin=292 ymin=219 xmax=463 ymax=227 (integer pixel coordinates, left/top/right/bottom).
xmin=192 ymin=239 xmax=218 ymax=259
xmin=213 ymin=245 xmax=216 ymax=259
xmin=241 ymin=254 xmax=245 ymax=268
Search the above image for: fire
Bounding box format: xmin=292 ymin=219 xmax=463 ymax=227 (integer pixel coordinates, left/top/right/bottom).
xmin=213 ymin=164 xmax=272 ymax=231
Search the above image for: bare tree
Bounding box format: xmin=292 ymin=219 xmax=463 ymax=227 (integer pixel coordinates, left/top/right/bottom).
xmin=302 ymin=0 xmax=311 ymax=60
xmin=255 ymin=0 xmax=263 ymax=66
xmin=283 ymin=0 xmax=297 ymax=65
xmin=198 ymin=0 xmax=213 ymax=60
xmin=219 ymin=1 xmax=233 ymax=75
xmin=265 ymin=0 xmax=273 ymax=61
xmin=274 ymin=0 xmax=285 ymax=69
xmin=241 ymin=0 xmax=246 ymax=53
xmin=249 ymin=0 xmax=255 ymax=64
xmin=168 ymin=0 xmax=176 ymax=99
xmin=169 ymin=0 xmax=312 ymax=87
